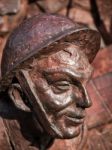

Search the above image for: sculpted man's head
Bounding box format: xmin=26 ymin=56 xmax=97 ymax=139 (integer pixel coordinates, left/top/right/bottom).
xmin=26 ymin=43 xmax=93 ymax=139
xmin=1 ymin=14 xmax=100 ymax=139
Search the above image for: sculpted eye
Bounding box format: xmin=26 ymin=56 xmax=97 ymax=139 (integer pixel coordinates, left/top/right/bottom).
xmin=51 ymin=81 xmax=70 ymax=94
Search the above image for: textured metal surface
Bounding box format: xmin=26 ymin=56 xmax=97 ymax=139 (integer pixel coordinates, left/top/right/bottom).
xmin=0 ymin=13 xmax=101 ymax=149
xmin=1 ymin=14 xmax=100 ymax=78
xmin=0 ymin=72 xmax=111 ymax=150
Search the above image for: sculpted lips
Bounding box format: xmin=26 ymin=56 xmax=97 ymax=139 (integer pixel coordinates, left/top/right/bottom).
xmin=65 ymin=115 xmax=84 ymax=125
xmin=57 ymin=108 xmax=85 ymax=125
xmin=64 ymin=110 xmax=85 ymax=126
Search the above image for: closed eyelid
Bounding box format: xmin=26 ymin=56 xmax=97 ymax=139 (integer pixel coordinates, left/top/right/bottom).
xmin=42 ymin=72 xmax=82 ymax=91
xmin=42 ymin=68 xmax=83 ymax=84
xmin=42 ymin=70 xmax=86 ymax=95
xmin=42 ymin=72 xmax=70 ymax=84
xmin=43 ymin=67 xmax=93 ymax=86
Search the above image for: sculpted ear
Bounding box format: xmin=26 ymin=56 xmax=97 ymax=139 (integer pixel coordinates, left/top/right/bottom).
xmin=8 ymin=83 xmax=31 ymax=112
xmin=8 ymin=82 xmax=44 ymax=133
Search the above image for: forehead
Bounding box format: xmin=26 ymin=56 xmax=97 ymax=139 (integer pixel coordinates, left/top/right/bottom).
xmin=30 ymin=44 xmax=93 ymax=80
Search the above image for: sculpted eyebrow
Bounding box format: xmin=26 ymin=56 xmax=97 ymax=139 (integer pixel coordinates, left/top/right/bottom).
xmin=43 ymin=68 xmax=84 ymax=80
xmin=43 ymin=72 xmax=71 ymax=83
xmin=42 ymin=68 xmax=87 ymax=86
xmin=43 ymin=69 xmax=83 ymax=89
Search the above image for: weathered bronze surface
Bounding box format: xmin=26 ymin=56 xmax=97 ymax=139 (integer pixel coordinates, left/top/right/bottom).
xmin=0 ymin=14 xmax=100 ymax=149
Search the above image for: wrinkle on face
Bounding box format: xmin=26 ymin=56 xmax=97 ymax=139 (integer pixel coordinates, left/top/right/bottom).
xmin=30 ymin=43 xmax=93 ymax=83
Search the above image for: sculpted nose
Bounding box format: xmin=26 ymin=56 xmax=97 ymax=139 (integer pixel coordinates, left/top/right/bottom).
xmin=82 ymin=86 xmax=92 ymax=108
xmin=76 ymin=85 xmax=92 ymax=108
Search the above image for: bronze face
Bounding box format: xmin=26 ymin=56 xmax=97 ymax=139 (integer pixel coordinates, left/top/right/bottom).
xmin=18 ymin=43 xmax=93 ymax=139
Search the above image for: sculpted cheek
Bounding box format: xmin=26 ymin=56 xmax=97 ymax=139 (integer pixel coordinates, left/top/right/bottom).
xmin=29 ymin=70 xmax=50 ymax=92
xmin=35 ymin=78 xmax=50 ymax=92
xmin=38 ymin=89 xmax=74 ymax=113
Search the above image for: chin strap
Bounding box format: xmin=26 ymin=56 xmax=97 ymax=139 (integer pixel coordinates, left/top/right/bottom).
xmin=8 ymin=82 xmax=55 ymax=149
xmin=15 ymin=69 xmax=63 ymax=138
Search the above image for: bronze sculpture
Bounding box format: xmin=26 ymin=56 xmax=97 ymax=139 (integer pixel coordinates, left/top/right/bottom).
xmin=0 ymin=14 xmax=100 ymax=149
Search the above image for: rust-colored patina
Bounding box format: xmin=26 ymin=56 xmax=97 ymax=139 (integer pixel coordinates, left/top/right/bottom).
xmin=1 ymin=14 xmax=100 ymax=77
xmin=0 ymin=14 xmax=100 ymax=149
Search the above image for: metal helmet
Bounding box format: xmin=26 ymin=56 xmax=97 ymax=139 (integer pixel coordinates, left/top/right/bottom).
xmin=1 ymin=14 xmax=100 ymax=88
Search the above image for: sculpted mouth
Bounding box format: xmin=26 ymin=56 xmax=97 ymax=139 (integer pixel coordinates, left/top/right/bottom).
xmin=65 ymin=112 xmax=85 ymax=125
xmin=57 ymin=108 xmax=86 ymax=125
xmin=65 ymin=116 xmax=84 ymax=124
xmin=66 ymin=112 xmax=85 ymax=119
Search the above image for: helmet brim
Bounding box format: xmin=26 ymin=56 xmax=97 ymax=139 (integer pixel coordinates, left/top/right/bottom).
xmin=0 ymin=27 xmax=100 ymax=91
xmin=62 ymin=28 xmax=101 ymax=63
